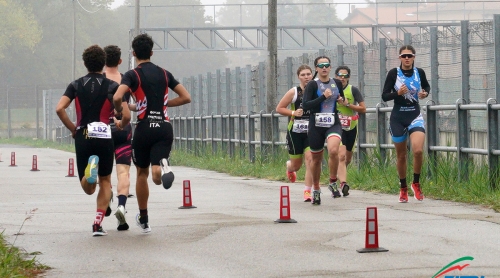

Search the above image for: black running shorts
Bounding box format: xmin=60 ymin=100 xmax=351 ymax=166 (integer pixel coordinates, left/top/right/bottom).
xmin=74 ymin=128 xmax=115 ymax=181
xmin=132 ymin=121 xmax=174 ymax=168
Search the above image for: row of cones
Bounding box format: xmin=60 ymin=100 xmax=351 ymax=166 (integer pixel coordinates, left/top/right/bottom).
xmin=275 ymin=185 xmax=388 ymax=253
xmin=4 ymin=151 xmax=386 ymax=252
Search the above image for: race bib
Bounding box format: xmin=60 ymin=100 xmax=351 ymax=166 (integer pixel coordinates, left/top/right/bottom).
xmin=315 ymin=113 xmax=335 ymax=128
xmin=292 ymin=119 xmax=309 ymax=133
xmin=87 ymin=122 xmax=112 ymax=139
xmin=339 ymin=115 xmax=351 ymax=130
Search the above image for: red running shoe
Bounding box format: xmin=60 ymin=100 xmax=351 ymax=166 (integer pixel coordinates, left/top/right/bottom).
xmin=399 ymin=187 xmax=408 ymax=203
xmin=286 ymin=170 xmax=296 ymax=183
xmin=411 ymin=182 xmax=424 ymax=201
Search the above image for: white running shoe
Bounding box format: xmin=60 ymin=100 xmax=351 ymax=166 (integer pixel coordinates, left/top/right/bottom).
xmin=115 ymin=205 xmax=129 ymax=231
xmin=135 ymin=213 xmax=151 ymax=233
xmin=160 ymin=158 xmax=175 ymax=190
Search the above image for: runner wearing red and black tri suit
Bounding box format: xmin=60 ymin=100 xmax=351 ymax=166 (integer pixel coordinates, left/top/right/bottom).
xmin=113 ymin=33 xmax=191 ymax=233
xmin=56 ymin=45 xmax=131 ymax=237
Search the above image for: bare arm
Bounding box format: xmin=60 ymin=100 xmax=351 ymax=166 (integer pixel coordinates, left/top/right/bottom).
xmin=55 ymin=96 xmax=76 ymax=137
xmin=276 ymin=88 xmax=297 ymax=117
xmin=168 ymin=84 xmax=191 ymax=107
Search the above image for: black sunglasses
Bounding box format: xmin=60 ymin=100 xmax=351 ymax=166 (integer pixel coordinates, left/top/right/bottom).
xmin=337 ymin=73 xmax=350 ymax=78
xmin=316 ymin=63 xmax=331 ymax=68
xmin=399 ymin=54 xmax=415 ymax=59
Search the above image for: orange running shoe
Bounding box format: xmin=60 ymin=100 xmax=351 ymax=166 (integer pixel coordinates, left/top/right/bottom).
xmin=303 ymin=189 xmax=312 ymax=202
xmin=286 ymin=171 xmax=296 ymax=183
xmin=411 ymin=182 xmax=424 ymax=201
xmin=399 ymin=187 xmax=408 ymax=203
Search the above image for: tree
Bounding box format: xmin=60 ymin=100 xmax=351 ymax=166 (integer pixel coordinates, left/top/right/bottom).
xmin=0 ymin=0 xmax=42 ymax=59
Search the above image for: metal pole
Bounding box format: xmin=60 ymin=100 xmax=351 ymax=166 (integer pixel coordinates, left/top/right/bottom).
xmin=267 ymin=0 xmax=277 ymax=114
xmin=72 ymin=0 xmax=76 ymax=81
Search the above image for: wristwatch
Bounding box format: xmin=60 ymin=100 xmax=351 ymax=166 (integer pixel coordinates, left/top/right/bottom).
xmin=346 ymin=103 xmax=350 ymax=107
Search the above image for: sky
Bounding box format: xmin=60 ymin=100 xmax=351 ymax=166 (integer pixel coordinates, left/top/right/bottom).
xmin=110 ymin=0 xmax=366 ymax=20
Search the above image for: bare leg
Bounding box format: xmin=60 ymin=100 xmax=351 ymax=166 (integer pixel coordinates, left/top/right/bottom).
xmin=116 ymin=164 xmax=131 ymax=197
xmin=136 ymin=167 xmax=150 ymax=210
xmin=394 ymin=141 xmax=408 ymax=180
xmin=410 ymin=131 xmax=425 ymax=175
xmin=337 ymin=145 xmax=347 ymax=183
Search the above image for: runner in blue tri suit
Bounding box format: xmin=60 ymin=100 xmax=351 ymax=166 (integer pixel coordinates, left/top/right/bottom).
xmin=302 ymin=56 xmax=345 ymax=205
xmin=382 ymin=45 xmax=430 ymax=203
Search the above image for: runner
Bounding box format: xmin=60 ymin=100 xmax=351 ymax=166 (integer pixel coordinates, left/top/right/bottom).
xmin=276 ymin=65 xmax=314 ymax=201
xmin=335 ymin=65 xmax=366 ymax=197
xmin=55 ymin=45 xmax=131 ymax=236
xmin=302 ymin=56 xmax=345 ymax=205
xmin=382 ymin=45 xmax=430 ymax=203
xmin=103 ymin=45 xmax=133 ymax=231
xmin=113 ymin=33 xmax=191 ymax=233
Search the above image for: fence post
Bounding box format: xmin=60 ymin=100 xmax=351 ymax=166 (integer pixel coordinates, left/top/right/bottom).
xmin=357 ymin=42 xmax=367 ymax=170
xmin=201 ymin=115 xmax=207 ymax=154
xmin=495 ymin=14 xmax=500 ymax=169
xmin=248 ymin=113 xmax=255 ymax=163
xmin=225 ymin=68 xmax=231 ymax=113
xmin=376 ymin=103 xmax=387 ymax=164
xmin=245 ymin=64 xmax=253 ymax=114
xmin=426 ymin=101 xmax=438 ymax=179
xmin=7 ymin=87 xmax=11 ymax=139
xmin=271 ymin=111 xmax=279 ymax=159
xmin=378 ymin=38 xmax=388 ymax=163
xmin=229 ymin=114 xmax=235 ymax=158
xmin=187 ymin=116 xmax=193 ymax=152
xmin=486 ymin=99 xmax=498 ymax=190
xmin=211 ymin=114 xmax=217 ymax=155
xmin=456 ymin=99 xmax=469 ymax=182
xmin=337 ymin=44 xmax=344 ymax=66
xmin=221 ymin=113 xmax=227 ymax=155
xmin=404 ymin=32 xmax=412 ymax=45
xmin=428 ymin=27 xmax=439 ymax=179
xmin=240 ymin=114 xmax=246 ymax=159
xmin=286 ymin=57 xmax=293 ymax=89
xmin=258 ymin=62 xmax=266 ymax=112
xmin=198 ymin=74 xmax=204 ymax=115
xmin=259 ymin=111 xmax=267 ymax=161
xmin=194 ymin=115 xmax=200 ymax=156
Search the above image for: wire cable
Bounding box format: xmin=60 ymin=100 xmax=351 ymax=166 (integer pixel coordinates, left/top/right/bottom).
xmin=75 ymin=0 xmax=102 ymax=14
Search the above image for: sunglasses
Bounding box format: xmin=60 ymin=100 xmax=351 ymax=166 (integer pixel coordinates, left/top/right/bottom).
xmin=399 ymin=54 xmax=415 ymax=59
xmin=316 ymin=63 xmax=331 ymax=68
xmin=337 ymin=73 xmax=350 ymax=78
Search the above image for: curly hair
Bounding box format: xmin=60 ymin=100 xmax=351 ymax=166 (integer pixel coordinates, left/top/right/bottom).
xmin=104 ymin=45 xmax=121 ymax=67
xmin=82 ymin=45 xmax=105 ymax=73
xmin=132 ymin=33 xmax=154 ymax=60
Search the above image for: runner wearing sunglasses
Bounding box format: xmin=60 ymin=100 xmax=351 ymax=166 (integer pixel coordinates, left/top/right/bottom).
xmin=334 ymin=66 xmax=366 ymax=197
xmin=382 ymin=45 xmax=430 ymax=203
xmin=276 ymin=65 xmax=314 ymax=202
xmin=302 ymin=56 xmax=345 ymax=205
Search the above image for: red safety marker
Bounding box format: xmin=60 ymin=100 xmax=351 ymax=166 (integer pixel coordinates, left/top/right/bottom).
xmin=178 ymin=180 xmax=197 ymax=209
xmin=30 ymin=155 xmax=40 ymax=171
xmin=357 ymin=207 xmax=388 ymax=253
xmin=66 ymin=158 xmax=76 ymax=177
xmin=9 ymin=152 xmax=17 ymax=167
xmin=274 ymin=186 xmax=297 ymax=223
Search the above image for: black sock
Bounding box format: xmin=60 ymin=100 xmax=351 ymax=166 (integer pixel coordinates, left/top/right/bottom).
xmin=118 ymin=195 xmax=127 ymax=207
xmin=140 ymin=209 xmax=148 ymax=216
xmin=413 ymin=173 xmax=420 ymax=184
xmin=400 ymin=178 xmax=407 ymax=188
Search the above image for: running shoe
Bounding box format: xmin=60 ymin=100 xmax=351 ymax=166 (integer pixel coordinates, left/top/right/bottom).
xmin=286 ymin=171 xmax=296 ymax=183
xmin=340 ymin=182 xmax=350 ymax=197
xmin=92 ymin=224 xmax=107 ymax=237
xmin=160 ymin=158 xmax=175 ymax=190
xmin=411 ymin=182 xmax=424 ymax=201
xmin=312 ymin=190 xmax=321 ymax=205
xmin=115 ymin=205 xmax=129 ymax=231
xmin=135 ymin=213 xmax=151 ymax=233
xmin=327 ymin=181 xmax=341 ymax=198
xmin=84 ymin=155 xmax=99 ymax=184
xmin=399 ymin=187 xmax=409 ymax=203
xmin=105 ymin=191 xmax=113 ymax=217
xmin=303 ymin=189 xmax=312 ymax=202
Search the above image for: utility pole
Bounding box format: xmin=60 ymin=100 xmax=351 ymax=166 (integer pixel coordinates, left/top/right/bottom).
xmin=266 ymin=0 xmax=278 ymax=157
xmin=130 ymin=0 xmax=140 ymax=69
xmin=267 ymin=0 xmax=277 ymax=113
xmin=72 ymin=0 xmax=76 ymax=81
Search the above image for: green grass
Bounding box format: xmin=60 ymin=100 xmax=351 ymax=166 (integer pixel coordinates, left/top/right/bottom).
xmin=170 ymin=144 xmax=500 ymax=212
xmin=0 ymin=209 xmax=50 ymax=277
xmin=0 ymin=137 xmax=74 ymax=153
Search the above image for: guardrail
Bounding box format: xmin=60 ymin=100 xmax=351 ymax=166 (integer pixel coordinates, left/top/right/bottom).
xmin=172 ymin=98 xmax=500 ymax=189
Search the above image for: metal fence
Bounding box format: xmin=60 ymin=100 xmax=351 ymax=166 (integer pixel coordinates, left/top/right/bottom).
xmin=1 ymin=18 xmax=500 ymax=186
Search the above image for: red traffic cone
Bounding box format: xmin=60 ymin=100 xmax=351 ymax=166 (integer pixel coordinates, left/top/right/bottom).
xmin=357 ymin=207 xmax=388 ymax=253
xmin=178 ymin=180 xmax=197 ymax=209
xmin=30 ymin=155 xmax=40 ymax=171
xmin=274 ymin=186 xmax=297 ymax=223
xmin=66 ymin=158 xmax=76 ymax=177
xmin=9 ymin=152 xmax=17 ymax=167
